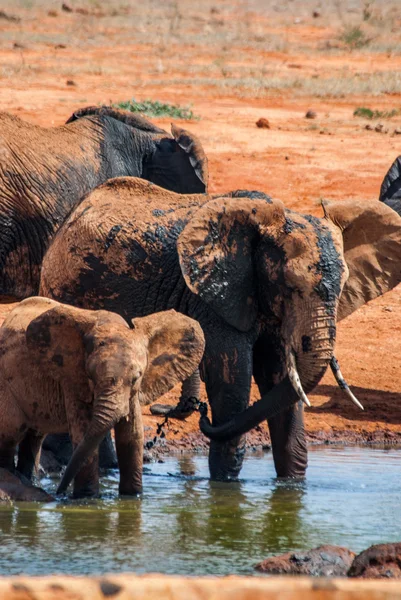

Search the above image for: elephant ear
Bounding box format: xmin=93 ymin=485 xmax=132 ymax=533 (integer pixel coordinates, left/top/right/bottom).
xmin=26 ymin=303 xmax=92 ymax=386
xmin=142 ymin=125 xmax=208 ymax=194
xmin=177 ymin=196 xmax=286 ymax=331
xmin=322 ymin=198 xmax=401 ymax=321
xmin=132 ymin=310 xmax=205 ymax=404
xmin=380 ymin=156 xmax=401 ymax=203
xmin=171 ymin=124 xmax=208 ymax=190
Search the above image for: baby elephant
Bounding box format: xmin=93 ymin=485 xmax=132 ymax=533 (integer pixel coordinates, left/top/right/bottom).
xmin=0 ymin=297 xmax=205 ymax=498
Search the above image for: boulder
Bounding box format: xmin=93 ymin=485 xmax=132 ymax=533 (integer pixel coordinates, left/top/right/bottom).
xmin=349 ymin=543 xmax=401 ymax=579
xmin=255 ymin=545 xmax=355 ymax=577
xmin=0 ymin=468 xmax=53 ymax=502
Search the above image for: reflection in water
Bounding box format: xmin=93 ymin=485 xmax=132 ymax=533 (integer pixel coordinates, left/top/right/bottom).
xmin=260 ymin=482 xmax=307 ymax=554
xmin=1 ymin=447 xmax=401 ymax=576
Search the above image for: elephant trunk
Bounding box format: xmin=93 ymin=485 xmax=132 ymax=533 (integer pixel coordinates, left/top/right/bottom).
xmin=288 ymin=301 xmax=337 ymax=400
xmin=57 ymin=393 xmax=127 ymax=494
xmin=200 ymin=301 xmax=338 ymax=442
xmin=200 ymin=376 xmax=299 ymax=441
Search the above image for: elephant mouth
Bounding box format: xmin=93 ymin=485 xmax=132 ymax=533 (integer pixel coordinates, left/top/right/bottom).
xmin=286 ymin=349 xmax=363 ymax=411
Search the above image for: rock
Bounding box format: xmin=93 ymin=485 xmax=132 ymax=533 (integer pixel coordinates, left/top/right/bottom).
xmin=312 ymin=10 xmax=321 ymax=17
xmin=61 ymin=2 xmax=73 ymax=12
xmin=66 ymin=79 xmax=76 ymax=86
xmin=256 ymin=118 xmax=270 ymax=129
xmin=349 ymin=543 xmax=401 ymax=578
xmin=375 ymin=123 xmax=387 ymax=133
xmin=394 ymin=128 xmax=401 ymax=135
xmin=48 ymin=9 xmax=58 ymax=16
xmin=255 ymin=545 xmax=355 ymax=576
xmin=0 ymin=468 xmax=54 ymax=502
xmin=305 ymin=110 xmax=317 ymax=119
xmin=365 ymin=124 xmax=374 ymax=130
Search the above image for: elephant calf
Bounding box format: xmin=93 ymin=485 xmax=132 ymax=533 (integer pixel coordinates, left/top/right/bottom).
xmin=0 ymin=297 xmax=204 ymax=498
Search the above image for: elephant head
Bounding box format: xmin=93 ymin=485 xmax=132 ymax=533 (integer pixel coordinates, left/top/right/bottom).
xmin=66 ymin=106 xmax=208 ymax=194
xmin=25 ymin=302 xmax=205 ymax=493
xmin=177 ymin=195 xmax=401 ymax=440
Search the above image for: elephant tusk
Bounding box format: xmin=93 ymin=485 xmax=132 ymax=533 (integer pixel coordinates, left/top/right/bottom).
xmin=287 ymin=351 xmax=311 ymax=408
xmin=330 ymin=356 xmax=364 ymax=410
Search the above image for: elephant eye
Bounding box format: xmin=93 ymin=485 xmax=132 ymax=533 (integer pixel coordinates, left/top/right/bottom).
xmin=132 ymin=371 xmax=142 ymax=384
xmin=98 ymin=341 xmax=106 ymax=347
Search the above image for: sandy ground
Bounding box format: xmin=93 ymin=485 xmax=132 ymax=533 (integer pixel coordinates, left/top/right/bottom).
xmin=1 ymin=0 xmax=401 ymax=452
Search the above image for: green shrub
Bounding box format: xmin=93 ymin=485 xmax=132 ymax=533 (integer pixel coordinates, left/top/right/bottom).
xmin=353 ymin=106 xmax=399 ymax=119
xmin=113 ymin=98 xmax=199 ymax=120
xmin=340 ymin=26 xmax=371 ymax=50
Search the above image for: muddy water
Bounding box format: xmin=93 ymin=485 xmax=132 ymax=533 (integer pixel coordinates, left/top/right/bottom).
xmin=0 ymin=446 xmax=400 ymax=576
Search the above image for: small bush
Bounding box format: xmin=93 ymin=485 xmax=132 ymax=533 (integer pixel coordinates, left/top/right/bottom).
xmin=113 ymin=98 xmax=199 ymax=120
xmin=340 ymin=25 xmax=371 ymax=50
xmin=354 ymin=106 xmax=400 ymax=119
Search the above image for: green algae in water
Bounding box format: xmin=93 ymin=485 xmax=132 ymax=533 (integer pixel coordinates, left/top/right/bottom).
xmin=1 ymin=446 xmax=401 ymax=576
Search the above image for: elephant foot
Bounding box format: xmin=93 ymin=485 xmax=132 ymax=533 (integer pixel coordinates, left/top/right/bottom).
xmin=71 ymin=478 xmax=100 ymax=499
xmin=208 ymin=438 xmax=246 ymax=481
xmin=119 ymin=475 xmax=143 ymax=496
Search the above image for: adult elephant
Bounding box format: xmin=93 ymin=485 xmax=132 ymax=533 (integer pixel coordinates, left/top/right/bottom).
xmin=0 ymin=105 xmax=207 ymax=301
xmin=39 ymin=178 xmax=401 ymax=480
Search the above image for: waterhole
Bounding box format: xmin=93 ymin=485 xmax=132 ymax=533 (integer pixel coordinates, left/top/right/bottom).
xmin=0 ymin=446 xmax=400 ymax=576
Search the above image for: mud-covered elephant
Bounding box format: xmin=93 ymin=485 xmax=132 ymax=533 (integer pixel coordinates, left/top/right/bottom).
xmin=0 ymin=105 xmax=207 ymax=301
xmin=39 ymin=178 xmax=401 ymax=480
xmin=0 ymin=297 xmax=204 ymax=497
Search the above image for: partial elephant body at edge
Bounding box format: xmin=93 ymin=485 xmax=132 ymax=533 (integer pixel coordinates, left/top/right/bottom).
xmin=0 ymin=106 xmax=207 ymax=301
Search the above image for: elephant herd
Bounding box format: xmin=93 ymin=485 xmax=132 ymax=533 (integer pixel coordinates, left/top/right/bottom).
xmin=0 ymin=105 xmax=401 ymax=498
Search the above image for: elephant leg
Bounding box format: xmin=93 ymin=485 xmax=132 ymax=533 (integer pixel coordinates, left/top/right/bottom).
xmin=114 ymin=396 xmax=143 ymax=495
xmin=253 ymin=332 xmax=307 ymax=478
xmin=17 ymin=430 xmax=44 ymax=480
xmin=0 ymin=440 xmax=16 ymax=471
xmin=201 ymin=319 xmax=256 ymax=481
xmin=179 ymin=368 xmax=201 ymax=406
xmin=0 ymin=399 xmax=25 ymax=472
xmin=99 ymin=433 xmax=118 ymax=470
xmin=68 ymin=402 xmax=100 ymax=498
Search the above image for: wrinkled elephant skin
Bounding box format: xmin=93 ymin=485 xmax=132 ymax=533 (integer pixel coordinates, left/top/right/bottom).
xmin=39 ymin=179 xmax=401 ymax=481
xmin=0 ymin=297 xmax=204 ymax=498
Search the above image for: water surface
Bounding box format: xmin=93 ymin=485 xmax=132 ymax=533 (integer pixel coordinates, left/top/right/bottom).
xmin=1 ymin=446 xmax=400 ymax=576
